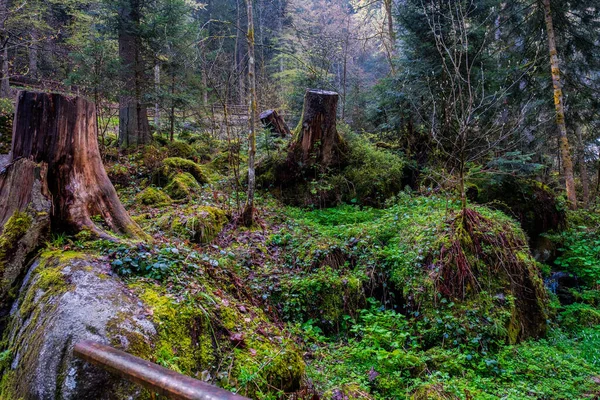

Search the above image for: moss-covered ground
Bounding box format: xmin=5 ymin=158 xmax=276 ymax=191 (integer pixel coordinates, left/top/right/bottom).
xmin=2 ymin=130 xmax=600 ymax=399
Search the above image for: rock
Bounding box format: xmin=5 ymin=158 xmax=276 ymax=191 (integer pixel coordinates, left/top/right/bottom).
xmin=135 ymin=186 xmax=172 ymax=206
xmin=152 ymin=157 xmax=208 ymax=188
xmin=156 ymin=205 xmax=228 ymax=244
xmin=164 ymin=172 xmax=201 ymax=200
xmin=0 ymin=252 xmax=156 ymax=399
xmin=545 ymin=271 xmax=579 ymax=305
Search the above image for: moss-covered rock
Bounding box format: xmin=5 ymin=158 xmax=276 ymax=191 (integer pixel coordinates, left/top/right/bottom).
xmin=135 ymin=187 xmax=172 ymax=206
xmin=152 ymin=157 xmax=208 ymax=189
xmin=157 ymin=205 xmax=228 ymax=243
xmin=164 ymin=172 xmax=201 ymax=200
xmin=0 ymin=252 xmax=156 ymax=399
xmin=167 ymin=140 xmax=195 ymax=160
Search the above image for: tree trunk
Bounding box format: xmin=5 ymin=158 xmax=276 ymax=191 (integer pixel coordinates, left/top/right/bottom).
xmin=576 ymin=125 xmax=589 ymax=208
xmin=0 ymin=157 xmax=51 ymax=333
xmin=154 ymin=62 xmax=160 ymax=130
xmin=259 ymin=109 xmax=291 ymax=137
xmin=289 ymin=89 xmax=345 ymax=170
xmin=241 ymin=0 xmax=257 ymax=227
xmin=542 ymin=0 xmax=577 ymax=209
xmin=0 ymin=0 xmax=10 ymax=99
xmin=118 ymin=0 xmax=151 ymax=148
xmin=9 ymin=91 xmax=147 ymax=240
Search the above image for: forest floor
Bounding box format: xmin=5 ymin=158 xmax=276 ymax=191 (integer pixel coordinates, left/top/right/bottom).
xmin=84 ymin=139 xmax=600 ymax=400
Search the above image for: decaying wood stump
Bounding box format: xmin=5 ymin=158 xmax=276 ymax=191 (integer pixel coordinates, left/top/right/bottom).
xmin=6 ymin=91 xmax=146 ymax=240
xmin=259 ymin=109 xmax=291 ymax=137
xmin=288 ymin=89 xmax=345 ymax=170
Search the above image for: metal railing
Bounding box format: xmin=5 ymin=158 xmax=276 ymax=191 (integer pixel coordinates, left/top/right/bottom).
xmin=74 ymin=340 xmax=249 ymax=400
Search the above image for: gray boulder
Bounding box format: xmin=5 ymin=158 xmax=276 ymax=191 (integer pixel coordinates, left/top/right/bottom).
xmin=1 ymin=252 xmax=156 ymax=399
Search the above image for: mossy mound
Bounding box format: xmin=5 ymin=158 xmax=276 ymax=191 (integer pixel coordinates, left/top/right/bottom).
xmin=164 ymin=172 xmax=201 ymax=200
xmin=168 ymin=140 xmax=196 ymax=159
xmin=277 ymin=266 xmax=365 ymax=333
xmin=157 ymin=205 xmax=228 ymax=243
xmin=281 ymin=196 xmax=548 ymax=346
xmin=152 ymin=157 xmax=208 ymax=188
xmin=257 ymin=129 xmax=405 ymax=207
xmin=467 ymin=174 xmax=565 ymax=241
xmin=398 ymin=206 xmax=548 ymax=345
xmin=131 ymin=282 xmax=305 ymax=398
xmin=411 ymin=384 xmax=457 ymax=400
xmin=135 ymin=186 xmax=172 ymax=206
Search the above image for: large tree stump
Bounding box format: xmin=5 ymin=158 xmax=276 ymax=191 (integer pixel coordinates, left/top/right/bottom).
xmin=8 ymin=91 xmax=147 ymax=240
xmin=259 ymin=109 xmax=291 ymax=137
xmin=289 ymin=89 xmax=345 ymax=170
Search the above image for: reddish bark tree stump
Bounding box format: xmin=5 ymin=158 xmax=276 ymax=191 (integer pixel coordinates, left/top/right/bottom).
xmin=7 ymin=91 xmax=146 ymax=240
xmin=288 ymin=89 xmax=345 ymax=170
xmin=259 ymin=109 xmax=291 ymax=137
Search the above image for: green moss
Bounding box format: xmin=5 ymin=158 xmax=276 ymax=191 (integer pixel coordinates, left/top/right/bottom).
xmin=411 ymin=384 xmax=458 ymax=400
xmin=164 ymin=172 xmax=201 ymax=200
xmin=135 ymin=285 xmax=215 ymax=374
xmin=153 ymin=157 xmax=209 ymax=188
xmin=168 ymin=141 xmax=195 ymax=159
xmin=158 ymin=206 xmax=228 ymax=244
xmin=278 ymin=266 xmax=365 ymax=333
xmin=0 ymin=211 xmax=33 ymax=267
xmin=106 ymin=312 xmax=153 ymax=358
xmin=136 ymin=187 xmax=172 ymax=206
xmin=0 ymin=370 xmax=20 ymax=400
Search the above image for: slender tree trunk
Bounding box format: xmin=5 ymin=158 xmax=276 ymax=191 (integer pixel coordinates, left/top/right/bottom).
xmin=154 ymin=62 xmax=160 ymax=130
xmin=170 ymin=71 xmax=175 ymax=142
xmin=236 ymin=0 xmax=245 ymax=105
xmin=242 ymin=0 xmax=257 ymax=227
xmin=0 ymin=45 xmax=8 ymax=98
xmin=542 ymin=0 xmax=577 ymax=209
xmin=118 ymin=0 xmax=151 ymax=148
xmin=0 ymin=0 xmax=10 ymax=99
xmin=342 ymin=18 xmax=350 ymax=121
xmin=576 ymin=125 xmax=589 ymax=208
xmin=28 ymin=28 xmax=38 ymax=79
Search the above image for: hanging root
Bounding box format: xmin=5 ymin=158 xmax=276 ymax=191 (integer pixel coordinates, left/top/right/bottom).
xmin=436 ymin=208 xmax=529 ymax=299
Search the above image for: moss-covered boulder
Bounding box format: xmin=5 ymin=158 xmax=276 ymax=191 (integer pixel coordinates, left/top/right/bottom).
xmin=164 ymin=172 xmax=201 ymax=200
xmin=281 ymin=197 xmax=548 ymax=346
xmin=135 ymin=187 xmax=172 ymax=206
xmin=152 ymin=157 xmax=208 ymax=189
xmin=0 ymin=252 xmax=156 ymax=399
xmin=167 ymin=140 xmax=195 ymax=160
xmin=157 ymin=205 xmax=228 ymax=243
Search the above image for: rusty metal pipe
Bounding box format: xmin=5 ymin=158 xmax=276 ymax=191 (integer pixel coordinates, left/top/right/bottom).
xmin=74 ymin=340 xmax=249 ymax=400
